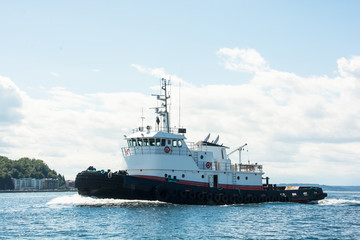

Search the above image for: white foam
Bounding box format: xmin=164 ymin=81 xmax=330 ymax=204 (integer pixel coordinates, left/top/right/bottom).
xmin=46 ymin=194 xmax=167 ymax=207
xmin=318 ymin=198 xmax=360 ymax=206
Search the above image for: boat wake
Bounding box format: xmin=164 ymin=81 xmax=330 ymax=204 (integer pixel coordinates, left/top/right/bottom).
xmin=46 ymin=194 xmax=171 ymax=208
xmin=318 ymin=198 xmax=360 ymax=206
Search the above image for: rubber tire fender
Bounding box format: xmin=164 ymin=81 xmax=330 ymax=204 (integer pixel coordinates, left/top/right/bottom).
xmin=214 ymin=194 xmax=222 ymax=203
xmin=221 ymin=194 xmax=229 ymax=204
xmin=206 ymin=193 xmax=213 ymax=201
xmin=180 ymin=191 xmax=188 ymax=199
xmin=237 ymin=196 xmax=244 ymax=203
xmin=189 ymin=191 xmax=196 ymax=200
xmin=155 ymin=185 xmax=169 ymax=202
xmin=230 ymin=195 xmax=237 ymax=204
xmin=197 ymin=192 xmax=205 ymax=201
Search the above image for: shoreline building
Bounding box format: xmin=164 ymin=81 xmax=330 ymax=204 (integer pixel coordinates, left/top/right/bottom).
xmin=12 ymin=178 xmax=59 ymax=191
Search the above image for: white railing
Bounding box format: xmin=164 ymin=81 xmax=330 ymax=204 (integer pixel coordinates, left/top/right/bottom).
xmin=232 ymin=163 xmax=263 ymax=172
xmin=122 ymin=146 xmax=192 ymax=157
xmin=132 ymin=127 xmax=186 ymax=134
xmin=187 ymin=141 xmax=208 ymax=152
xmin=196 ymin=161 xmax=262 ymax=172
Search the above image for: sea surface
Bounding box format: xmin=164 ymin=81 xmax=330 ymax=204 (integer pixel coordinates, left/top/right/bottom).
xmin=0 ymin=191 xmax=359 ymax=239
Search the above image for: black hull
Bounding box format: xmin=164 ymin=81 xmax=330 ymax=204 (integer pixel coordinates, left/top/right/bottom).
xmin=75 ymin=170 xmax=327 ymax=205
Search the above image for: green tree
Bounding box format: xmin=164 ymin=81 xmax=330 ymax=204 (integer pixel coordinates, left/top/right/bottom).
xmin=0 ymin=156 xmax=67 ymax=190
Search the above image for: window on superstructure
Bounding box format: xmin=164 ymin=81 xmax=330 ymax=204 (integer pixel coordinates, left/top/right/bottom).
xmin=127 ymin=140 xmax=132 ymax=147
xmin=221 ymin=149 xmax=224 ymax=159
xmin=149 ymin=138 xmax=155 ymax=146
xmin=172 ymin=140 xmax=177 ymax=147
xmin=132 ymin=139 xmax=137 ymax=146
xmin=161 ymin=139 xmax=166 ymax=146
xmin=143 ymin=138 xmax=149 ymax=146
xmin=155 ymin=138 xmax=160 ymax=146
xmin=178 ymin=140 xmax=182 ymax=147
xmin=167 ymin=139 xmax=171 ymax=145
xmin=137 ymin=138 xmax=143 ymax=146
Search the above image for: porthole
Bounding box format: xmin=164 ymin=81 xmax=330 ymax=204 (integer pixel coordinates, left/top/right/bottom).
xmin=201 ymin=175 xmax=204 ymax=178
xmin=172 ymin=170 xmax=174 ymax=172
xmin=200 ymin=155 xmax=204 ymax=159
xmin=182 ymin=174 xmax=185 ymax=178
xmin=174 ymin=176 xmax=177 ymax=180
xmin=245 ymin=176 xmax=248 ymax=180
xmin=237 ymin=176 xmax=240 ymax=180
xmin=165 ymin=174 xmax=167 ymax=177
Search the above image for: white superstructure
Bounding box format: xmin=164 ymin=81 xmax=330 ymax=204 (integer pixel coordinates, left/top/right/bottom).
xmin=121 ymin=78 xmax=264 ymax=190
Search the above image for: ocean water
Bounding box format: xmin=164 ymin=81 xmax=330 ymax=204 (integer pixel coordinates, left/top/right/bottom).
xmin=0 ymin=191 xmax=359 ymax=239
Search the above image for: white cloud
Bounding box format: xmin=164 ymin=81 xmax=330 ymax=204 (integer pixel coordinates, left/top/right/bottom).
xmin=131 ymin=64 xmax=194 ymax=88
xmin=50 ymin=72 xmax=60 ymax=78
xmin=0 ymin=76 xmax=24 ymax=124
xmin=0 ymin=80 xmax=153 ymax=180
xmin=217 ymin=48 xmax=269 ymax=72
xmin=337 ymin=56 xmax=360 ymax=78
xmin=1 ymin=50 xmax=360 ymax=185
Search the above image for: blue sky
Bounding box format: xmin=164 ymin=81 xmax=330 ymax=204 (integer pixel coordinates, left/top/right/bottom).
xmin=1 ymin=1 xmax=360 ymax=185
xmin=2 ymin=1 xmax=359 ymax=94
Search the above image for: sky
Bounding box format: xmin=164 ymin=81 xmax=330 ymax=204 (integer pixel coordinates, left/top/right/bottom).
xmin=1 ymin=1 xmax=360 ymax=185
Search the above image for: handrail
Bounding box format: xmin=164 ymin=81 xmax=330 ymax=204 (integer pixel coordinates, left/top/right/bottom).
xmin=132 ymin=127 xmax=186 ymax=134
xmin=122 ymin=146 xmax=192 ymax=157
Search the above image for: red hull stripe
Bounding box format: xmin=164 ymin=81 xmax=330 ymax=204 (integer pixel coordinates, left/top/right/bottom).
xmin=132 ymin=175 xmax=263 ymax=191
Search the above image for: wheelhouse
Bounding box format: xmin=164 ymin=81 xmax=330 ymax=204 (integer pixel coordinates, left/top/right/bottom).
xmin=127 ymin=137 xmax=184 ymax=148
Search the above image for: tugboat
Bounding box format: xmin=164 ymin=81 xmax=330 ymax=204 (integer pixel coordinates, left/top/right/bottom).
xmin=75 ymin=78 xmax=327 ymax=205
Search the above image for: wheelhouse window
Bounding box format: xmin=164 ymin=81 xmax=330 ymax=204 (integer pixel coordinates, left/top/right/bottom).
xmin=172 ymin=140 xmax=177 ymax=147
xmin=143 ymin=138 xmax=149 ymax=146
xmin=149 ymin=138 xmax=155 ymax=146
xmin=132 ymin=139 xmax=137 ymax=146
xmin=137 ymin=138 xmax=143 ymax=146
xmin=155 ymin=138 xmax=161 ymax=146
xmin=178 ymin=140 xmax=182 ymax=147
xmin=161 ymin=139 xmax=166 ymax=146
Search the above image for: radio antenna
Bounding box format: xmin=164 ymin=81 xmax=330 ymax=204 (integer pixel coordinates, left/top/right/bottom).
xmin=141 ymin=107 xmax=145 ymax=129
xmin=178 ymin=79 xmax=181 ymax=127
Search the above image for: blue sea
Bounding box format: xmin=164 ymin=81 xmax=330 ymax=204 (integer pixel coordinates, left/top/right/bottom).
xmin=0 ymin=191 xmax=359 ymax=239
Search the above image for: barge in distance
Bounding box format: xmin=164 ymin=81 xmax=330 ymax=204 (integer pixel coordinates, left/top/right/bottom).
xmin=75 ymin=78 xmax=327 ymax=205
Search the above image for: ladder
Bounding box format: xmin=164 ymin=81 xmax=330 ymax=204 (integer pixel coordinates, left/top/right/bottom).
xmin=193 ymin=151 xmax=198 ymax=165
xmin=232 ymin=173 xmax=236 ymax=186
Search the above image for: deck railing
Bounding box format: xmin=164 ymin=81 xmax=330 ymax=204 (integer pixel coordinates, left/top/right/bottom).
xmin=121 ymin=146 xmax=192 ymax=157
xmin=131 ymin=127 xmax=186 ymax=134
xmin=196 ymin=161 xmax=262 ymax=172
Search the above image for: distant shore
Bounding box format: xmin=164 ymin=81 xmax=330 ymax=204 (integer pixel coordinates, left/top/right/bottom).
xmin=0 ymin=189 xmax=77 ymax=193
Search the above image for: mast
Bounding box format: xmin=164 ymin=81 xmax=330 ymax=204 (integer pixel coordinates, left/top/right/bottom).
xmin=153 ymin=78 xmax=171 ymax=133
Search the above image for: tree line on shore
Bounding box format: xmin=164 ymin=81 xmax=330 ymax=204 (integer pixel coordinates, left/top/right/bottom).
xmin=0 ymin=156 xmax=66 ymax=190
